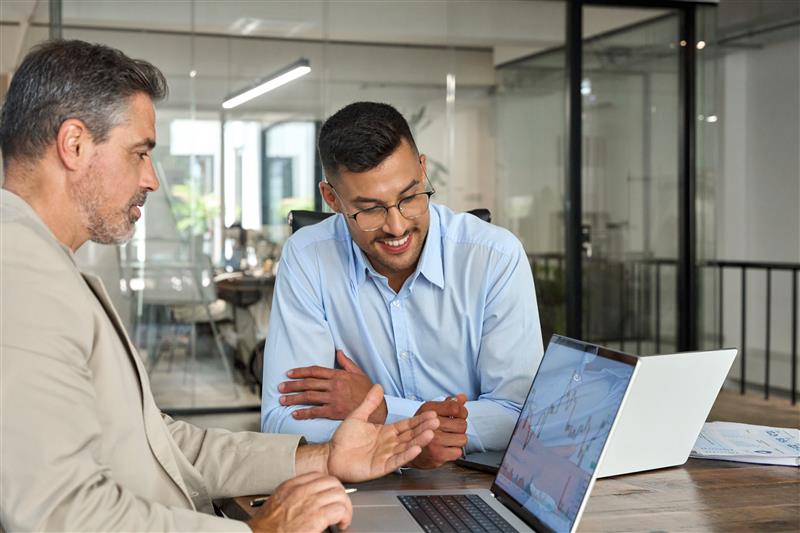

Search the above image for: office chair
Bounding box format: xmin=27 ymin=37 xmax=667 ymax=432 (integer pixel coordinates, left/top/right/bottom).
xmin=288 ymin=208 xmax=491 ymax=234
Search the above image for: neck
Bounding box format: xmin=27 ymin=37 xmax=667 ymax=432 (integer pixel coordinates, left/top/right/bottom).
xmin=386 ymin=269 xmax=414 ymax=293
xmin=3 ymin=158 xmax=88 ymax=252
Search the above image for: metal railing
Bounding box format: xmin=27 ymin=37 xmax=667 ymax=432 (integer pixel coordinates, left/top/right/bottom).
xmin=527 ymin=253 xmax=799 ymax=404
xmin=704 ymin=260 xmax=799 ymax=404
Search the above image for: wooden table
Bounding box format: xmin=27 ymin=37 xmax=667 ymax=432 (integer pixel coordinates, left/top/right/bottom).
xmin=222 ymin=389 xmax=800 ymax=532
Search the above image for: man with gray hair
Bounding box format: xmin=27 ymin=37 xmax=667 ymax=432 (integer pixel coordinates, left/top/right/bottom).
xmin=0 ymin=40 xmax=437 ymax=532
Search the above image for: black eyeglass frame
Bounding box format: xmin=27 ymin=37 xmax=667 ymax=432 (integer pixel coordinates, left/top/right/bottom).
xmin=325 ymin=169 xmax=436 ymax=232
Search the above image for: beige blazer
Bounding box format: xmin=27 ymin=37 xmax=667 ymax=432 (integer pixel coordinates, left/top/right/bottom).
xmin=0 ymin=190 xmax=303 ymax=531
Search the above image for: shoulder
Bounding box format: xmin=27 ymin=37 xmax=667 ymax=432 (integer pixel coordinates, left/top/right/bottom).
xmin=279 ymin=214 xmax=351 ymax=275
xmin=435 ymin=203 xmax=524 ymax=260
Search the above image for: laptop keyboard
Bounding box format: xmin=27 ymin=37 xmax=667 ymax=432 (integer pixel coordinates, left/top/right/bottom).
xmin=398 ymin=494 xmax=520 ymax=533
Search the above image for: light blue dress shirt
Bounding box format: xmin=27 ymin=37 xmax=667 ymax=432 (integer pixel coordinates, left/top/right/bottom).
xmin=261 ymin=203 xmax=544 ymax=452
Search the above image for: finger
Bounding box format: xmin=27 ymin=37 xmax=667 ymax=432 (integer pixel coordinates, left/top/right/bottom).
xmin=287 ymin=365 xmax=337 ymax=379
xmin=431 ymin=430 xmax=468 ymax=448
xmin=291 ymin=406 xmax=332 ymax=420
xmin=384 ymin=444 xmax=424 ymax=471
xmin=278 ymin=378 xmax=331 ymax=393
xmin=336 ymin=349 xmax=365 ymax=375
xmin=427 ymin=401 xmax=464 ymax=418
xmin=427 ymin=444 xmax=465 ymax=464
xmin=318 ymin=501 xmax=352 ymax=531
xmin=394 ymin=428 xmax=436 ymax=453
xmin=348 ymin=383 xmax=384 ymax=421
xmin=436 ymin=416 xmax=468 ymax=434
xmin=280 ymin=391 xmax=331 ymax=406
xmin=388 ymin=410 xmax=438 ymax=435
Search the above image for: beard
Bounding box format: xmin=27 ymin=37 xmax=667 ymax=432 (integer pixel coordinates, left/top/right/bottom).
xmin=71 ymin=169 xmax=147 ymax=245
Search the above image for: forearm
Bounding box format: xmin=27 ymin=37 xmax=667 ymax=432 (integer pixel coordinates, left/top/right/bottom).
xmin=294 ymin=442 xmax=332 ymax=476
xmin=166 ymin=416 xmax=304 ymax=497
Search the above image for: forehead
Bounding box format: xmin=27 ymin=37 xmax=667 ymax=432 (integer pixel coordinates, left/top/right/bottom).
xmin=336 ymin=139 xmax=421 ymax=199
xmin=113 ymin=93 xmax=156 ymax=140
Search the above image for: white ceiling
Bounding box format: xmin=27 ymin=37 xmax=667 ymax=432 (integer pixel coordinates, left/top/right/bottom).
xmin=0 ymin=0 xmax=669 ymax=115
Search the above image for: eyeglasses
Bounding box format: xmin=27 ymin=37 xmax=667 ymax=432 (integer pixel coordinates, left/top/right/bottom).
xmin=328 ymin=176 xmax=435 ymax=232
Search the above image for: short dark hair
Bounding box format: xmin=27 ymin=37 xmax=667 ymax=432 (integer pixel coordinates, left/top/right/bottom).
xmin=0 ymin=39 xmax=168 ymax=165
xmin=317 ymin=102 xmax=418 ymax=182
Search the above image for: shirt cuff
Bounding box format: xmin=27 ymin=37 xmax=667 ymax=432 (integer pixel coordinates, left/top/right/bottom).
xmin=384 ymin=395 xmax=423 ymax=423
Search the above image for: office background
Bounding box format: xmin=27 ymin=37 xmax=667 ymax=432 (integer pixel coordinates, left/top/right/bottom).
xmin=1 ymin=0 xmax=798 ymax=418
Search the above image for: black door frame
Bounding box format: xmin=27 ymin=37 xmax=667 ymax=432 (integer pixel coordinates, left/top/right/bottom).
xmin=565 ymin=0 xmax=712 ymax=351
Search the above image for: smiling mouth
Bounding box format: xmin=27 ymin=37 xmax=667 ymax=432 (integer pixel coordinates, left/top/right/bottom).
xmin=378 ymin=233 xmax=412 ymax=254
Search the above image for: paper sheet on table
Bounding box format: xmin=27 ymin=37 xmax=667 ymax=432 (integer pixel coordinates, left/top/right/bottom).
xmin=690 ymin=421 xmax=800 ymax=466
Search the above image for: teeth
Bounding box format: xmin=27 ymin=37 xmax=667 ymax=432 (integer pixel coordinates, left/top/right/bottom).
xmin=384 ymin=235 xmax=409 ymax=247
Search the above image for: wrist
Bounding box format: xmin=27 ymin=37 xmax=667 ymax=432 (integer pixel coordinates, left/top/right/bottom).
xmin=294 ymin=442 xmax=331 ymax=476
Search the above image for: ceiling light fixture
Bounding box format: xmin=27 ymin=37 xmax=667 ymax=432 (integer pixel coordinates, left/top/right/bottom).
xmin=222 ymin=58 xmax=310 ymax=110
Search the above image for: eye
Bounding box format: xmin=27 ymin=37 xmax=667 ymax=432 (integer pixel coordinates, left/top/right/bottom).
xmin=138 ymin=152 xmax=149 ymax=160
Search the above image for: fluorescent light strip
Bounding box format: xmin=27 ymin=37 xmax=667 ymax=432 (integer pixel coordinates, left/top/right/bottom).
xmin=222 ymin=64 xmax=311 ymax=109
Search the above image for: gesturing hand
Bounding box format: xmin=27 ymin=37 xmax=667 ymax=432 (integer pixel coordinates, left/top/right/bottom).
xmin=280 ymin=350 xmax=388 ymax=424
xmin=246 ymin=472 xmax=352 ymax=533
xmin=327 ymin=384 xmax=440 ymax=482
xmin=410 ymin=394 xmax=469 ymax=469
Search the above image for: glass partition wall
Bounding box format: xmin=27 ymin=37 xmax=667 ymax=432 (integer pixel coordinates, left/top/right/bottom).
xmin=1 ymin=0 xmax=742 ymax=410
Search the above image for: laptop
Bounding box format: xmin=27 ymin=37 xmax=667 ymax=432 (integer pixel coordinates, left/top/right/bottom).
xmin=458 ymin=337 xmax=738 ymax=479
xmin=338 ymin=335 xmax=639 ymax=533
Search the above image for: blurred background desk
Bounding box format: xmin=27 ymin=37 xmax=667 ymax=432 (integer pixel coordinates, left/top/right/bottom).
xmin=214 ymin=272 xmax=275 ymax=389
xmin=220 ymin=390 xmax=799 ymax=531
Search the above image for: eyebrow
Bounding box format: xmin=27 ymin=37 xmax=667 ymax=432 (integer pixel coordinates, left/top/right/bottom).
xmin=352 ymin=179 xmax=419 ymax=205
xmin=133 ymin=138 xmax=156 ymax=150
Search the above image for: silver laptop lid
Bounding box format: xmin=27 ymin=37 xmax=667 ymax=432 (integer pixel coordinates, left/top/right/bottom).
xmin=491 ymin=335 xmax=638 ymax=533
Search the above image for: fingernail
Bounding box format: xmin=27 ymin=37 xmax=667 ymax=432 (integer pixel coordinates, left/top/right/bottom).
xmin=292 ymin=411 xmax=299 ymax=418
xmin=279 ymin=396 xmax=286 ymax=404
xmin=287 ymin=370 xmax=295 ymax=377
xmin=278 ymin=383 xmax=286 ymax=392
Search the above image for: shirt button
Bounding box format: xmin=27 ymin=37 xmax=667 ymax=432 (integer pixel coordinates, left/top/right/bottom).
xmin=190 ymin=491 xmax=199 ymax=497
xmin=400 ymin=351 xmax=408 ymax=359
xmin=392 ymin=300 xmax=400 ymax=308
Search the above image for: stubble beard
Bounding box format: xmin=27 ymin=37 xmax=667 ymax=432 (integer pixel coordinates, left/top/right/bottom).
xmin=71 ymin=169 xmax=145 ymax=245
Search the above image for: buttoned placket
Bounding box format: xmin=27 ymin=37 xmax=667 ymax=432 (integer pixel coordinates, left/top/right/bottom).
xmin=387 ymin=294 xmax=420 ymax=401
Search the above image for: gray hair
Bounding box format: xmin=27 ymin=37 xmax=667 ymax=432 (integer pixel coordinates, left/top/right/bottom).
xmin=0 ymin=39 xmax=168 ymax=165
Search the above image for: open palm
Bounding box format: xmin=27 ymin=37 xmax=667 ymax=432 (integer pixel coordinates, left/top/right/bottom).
xmin=327 ymin=384 xmax=439 ymax=482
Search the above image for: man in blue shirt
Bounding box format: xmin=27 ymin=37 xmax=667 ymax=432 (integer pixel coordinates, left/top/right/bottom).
xmin=262 ymin=102 xmax=544 ymax=468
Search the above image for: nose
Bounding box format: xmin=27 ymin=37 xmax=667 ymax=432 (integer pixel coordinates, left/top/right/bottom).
xmin=381 ymin=205 xmax=407 ymax=236
xmin=141 ymin=159 xmax=160 ymax=192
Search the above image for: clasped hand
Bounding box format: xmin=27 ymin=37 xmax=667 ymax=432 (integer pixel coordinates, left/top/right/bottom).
xmin=410 ymin=394 xmax=469 ymax=469
xmin=279 ymin=350 xmax=388 ymax=424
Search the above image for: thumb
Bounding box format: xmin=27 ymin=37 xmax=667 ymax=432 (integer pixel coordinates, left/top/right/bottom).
xmin=348 ymin=384 xmax=384 ymax=422
xmin=336 ymin=350 xmax=364 ymax=374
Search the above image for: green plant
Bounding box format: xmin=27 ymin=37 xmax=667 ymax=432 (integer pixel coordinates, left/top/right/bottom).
xmin=170 ymin=183 xmax=220 ymax=236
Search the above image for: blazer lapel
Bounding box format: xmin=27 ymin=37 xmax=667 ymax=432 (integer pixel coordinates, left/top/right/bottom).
xmin=81 ymin=273 xmax=193 ymax=504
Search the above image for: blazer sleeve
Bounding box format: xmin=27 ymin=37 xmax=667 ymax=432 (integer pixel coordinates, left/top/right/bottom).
xmin=164 ymin=416 xmax=304 ymax=498
xmin=0 ymin=341 xmax=250 ymax=532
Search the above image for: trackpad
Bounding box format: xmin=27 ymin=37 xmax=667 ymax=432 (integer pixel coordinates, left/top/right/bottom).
xmin=339 ymin=505 xmax=422 ymax=532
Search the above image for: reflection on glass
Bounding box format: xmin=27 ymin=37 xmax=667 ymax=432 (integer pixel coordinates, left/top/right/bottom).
xmin=581 ymin=9 xmax=680 ymax=355
xmin=495 ymin=339 xmax=634 ymax=533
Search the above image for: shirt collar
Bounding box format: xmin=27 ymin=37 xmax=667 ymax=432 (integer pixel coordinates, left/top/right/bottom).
xmin=347 ymin=203 xmax=444 ymax=291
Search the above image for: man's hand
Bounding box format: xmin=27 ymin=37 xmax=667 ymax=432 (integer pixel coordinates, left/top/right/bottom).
xmin=410 ymin=394 xmax=469 ymax=469
xmin=246 ymin=472 xmax=353 ymax=533
xmin=326 ymin=384 xmax=439 ymax=482
xmin=279 ymin=350 xmax=388 ymax=424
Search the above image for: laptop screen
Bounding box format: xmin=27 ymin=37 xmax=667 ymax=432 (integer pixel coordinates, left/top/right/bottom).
xmin=493 ymin=336 xmax=636 ymax=533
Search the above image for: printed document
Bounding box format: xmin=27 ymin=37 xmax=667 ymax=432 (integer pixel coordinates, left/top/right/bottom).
xmin=691 ymin=421 xmax=800 ymax=466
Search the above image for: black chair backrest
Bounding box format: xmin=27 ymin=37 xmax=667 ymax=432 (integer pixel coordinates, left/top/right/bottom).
xmin=288 ymin=208 xmax=491 ymax=234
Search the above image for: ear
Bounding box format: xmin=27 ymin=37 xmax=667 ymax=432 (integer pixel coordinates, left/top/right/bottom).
xmin=319 ymin=181 xmax=340 ymax=213
xmin=56 ymin=119 xmax=92 ymax=171
xmin=419 ymin=153 xmax=427 ymax=176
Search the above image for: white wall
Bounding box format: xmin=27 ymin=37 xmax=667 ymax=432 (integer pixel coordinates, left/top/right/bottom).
xmin=717 ymin=33 xmax=800 ymax=393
